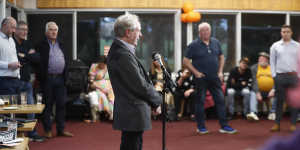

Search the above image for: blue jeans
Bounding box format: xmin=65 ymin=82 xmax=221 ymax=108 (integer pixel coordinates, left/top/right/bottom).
xmin=249 ymin=91 xmax=276 ymax=114
xmin=227 ymin=88 xmax=251 ymax=115
xmin=0 ymin=78 xmax=38 ymax=137
xmin=194 ymin=77 xmax=228 ymax=129
xmin=270 ymin=97 xmax=277 ymax=113
xmin=24 ymin=82 xmax=38 ymax=137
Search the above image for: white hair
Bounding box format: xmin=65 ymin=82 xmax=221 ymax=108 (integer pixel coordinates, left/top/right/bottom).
xmin=45 ymin=21 xmax=58 ymax=32
xmin=114 ymin=13 xmax=140 ymax=38
xmin=198 ymin=22 xmax=211 ymax=32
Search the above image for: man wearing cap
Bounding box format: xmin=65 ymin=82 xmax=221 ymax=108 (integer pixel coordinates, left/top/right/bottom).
xmin=269 ymin=25 xmax=300 ymax=132
xmin=226 ymin=57 xmax=252 ymax=119
xmin=247 ymin=52 xmax=275 ymax=121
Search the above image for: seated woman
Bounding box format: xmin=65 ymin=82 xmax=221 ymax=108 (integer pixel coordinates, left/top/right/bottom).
xmin=86 ymin=56 xmax=114 ymax=122
xmin=173 ymin=67 xmax=196 ymax=120
xmin=149 ymin=58 xmax=174 ymax=119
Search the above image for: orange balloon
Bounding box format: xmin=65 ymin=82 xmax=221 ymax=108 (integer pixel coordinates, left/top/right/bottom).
xmin=194 ymin=12 xmax=201 ymax=22
xmin=181 ymin=13 xmax=188 ymax=23
xmin=182 ymin=1 xmax=194 ymax=13
xmin=186 ymin=11 xmax=201 ymax=22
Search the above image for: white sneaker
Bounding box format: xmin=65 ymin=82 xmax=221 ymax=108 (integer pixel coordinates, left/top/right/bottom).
xmin=268 ymin=113 xmax=276 ymax=121
xmin=246 ymin=112 xmax=259 ymax=121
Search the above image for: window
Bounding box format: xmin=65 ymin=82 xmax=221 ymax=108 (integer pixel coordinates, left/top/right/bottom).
xmin=191 ymin=14 xmax=236 ymax=72
xmin=77 ymin=12 xmax=123 ymax=66
xmin=291 ymin=15 xmax=300 ymax=42
xmin=78 ymin=12 xmax=175 ymax=71
xmin=135 ymin=13 xmax=175 ymax=71
xmin=27 ymin=14 xmax=73 ymax=62
xmin=242 ymin=14 xmax=285 ymax=65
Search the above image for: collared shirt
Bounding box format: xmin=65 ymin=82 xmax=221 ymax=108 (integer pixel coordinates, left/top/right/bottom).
xmin=47 ymin=40 xmax=65 ymax=74
xmin=185 ymin=37 xmax=223 ymax=78
xmin=117 ymin=38 xmax=136 ymax=55
xmin=0 ymin=31 xmax=19 ymax=78
xmin=270 ymin=39 xmax=300 ymax=77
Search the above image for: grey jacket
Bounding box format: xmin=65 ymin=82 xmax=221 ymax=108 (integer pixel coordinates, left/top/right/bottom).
xmin=107 ymin=39 xmax=162 ymax=131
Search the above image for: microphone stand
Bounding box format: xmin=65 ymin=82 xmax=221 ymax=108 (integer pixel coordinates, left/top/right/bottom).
xmin=160 ymin=65 xmax=176 ymax=150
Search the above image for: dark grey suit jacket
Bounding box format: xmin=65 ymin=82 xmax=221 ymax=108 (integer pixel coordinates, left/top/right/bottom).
xmin=107 ymin=39 xmax=162 ymax=131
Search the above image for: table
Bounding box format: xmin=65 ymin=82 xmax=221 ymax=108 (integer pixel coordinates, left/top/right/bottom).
xmin=0 ymin=138 xmax=29 ymax=150
xmin=17 ymin=121 xmax=37 ymax=137
xmin=0 ymin=105 xmax=44 ymax=150
xmin=18 ymin=121 xmax=37 ymax=132
xmin=0 ymin=105 xmax=45 ymax=114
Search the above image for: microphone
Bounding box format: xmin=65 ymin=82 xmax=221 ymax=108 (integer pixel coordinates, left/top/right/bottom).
xmin=152 ymin=52 xmax=164 ymax=68
xmin=151 ymin=52 xmax=177 ymax=91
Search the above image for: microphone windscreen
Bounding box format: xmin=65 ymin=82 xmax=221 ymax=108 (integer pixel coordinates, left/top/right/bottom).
xmin=152 ymin=52 xmax=160 ymax=61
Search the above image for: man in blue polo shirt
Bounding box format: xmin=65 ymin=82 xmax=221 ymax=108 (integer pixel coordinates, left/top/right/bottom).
xmin=183 ymin=22 xmax=237 ymax=134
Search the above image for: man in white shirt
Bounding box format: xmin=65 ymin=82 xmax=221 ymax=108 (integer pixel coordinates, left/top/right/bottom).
xmin=269 ymin=25 xmax=300 ymax=132
xmin=0 ymin=17 xmax=32 ymax=99
xmin=0 ymin=17 xmax=19 ymax=79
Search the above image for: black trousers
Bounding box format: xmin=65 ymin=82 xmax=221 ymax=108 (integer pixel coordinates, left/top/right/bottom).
xmin=274 ymin=73 xmax=298 ymax=125
xmin=120 ymin=131 xmax=143 ymax=150
xmin=174 ymin=90 xmax=195 ymax=115
xmin=42 ymin=76 xmax=67 ymax=133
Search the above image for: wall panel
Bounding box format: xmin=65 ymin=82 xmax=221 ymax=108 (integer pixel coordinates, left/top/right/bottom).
xmin=37 ymin=0 xmax=300 ymax=11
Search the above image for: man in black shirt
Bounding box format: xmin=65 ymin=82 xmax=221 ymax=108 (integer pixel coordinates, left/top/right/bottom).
xmin=226 ymin=57 xmax=252 ymax=119
xmin=14 ymin=21 xmax=45 ymax=142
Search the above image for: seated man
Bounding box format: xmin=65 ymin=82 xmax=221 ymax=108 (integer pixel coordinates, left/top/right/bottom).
xmin=226 ymin=57 xmax=252 ymax=119
xmin=174 ymin=68 xmax=195 ymax=120
xmin=247 ymin=52 xmax=275 ymax=121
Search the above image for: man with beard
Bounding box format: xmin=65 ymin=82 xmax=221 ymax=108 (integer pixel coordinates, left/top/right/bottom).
xmin=247 ymin=52 xmax=275 ymax=121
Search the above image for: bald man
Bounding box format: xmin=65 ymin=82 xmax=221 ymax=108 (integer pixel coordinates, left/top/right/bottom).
xmin=0 ymin=17 xmax=33 ymax=98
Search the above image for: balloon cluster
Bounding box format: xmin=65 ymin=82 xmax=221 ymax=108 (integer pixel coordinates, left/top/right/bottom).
xmin=181 ymin=1 xmax=201 ymax=23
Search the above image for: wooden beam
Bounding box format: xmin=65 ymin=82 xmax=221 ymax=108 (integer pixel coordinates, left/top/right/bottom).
xmin=37 ymin=0 xmax=300 ymax=11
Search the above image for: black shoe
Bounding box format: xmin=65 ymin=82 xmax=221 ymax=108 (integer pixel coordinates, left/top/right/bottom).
xmin=29 ymin=135 xmax=46 ymax=142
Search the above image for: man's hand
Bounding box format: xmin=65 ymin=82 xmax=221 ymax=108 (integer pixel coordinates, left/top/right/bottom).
xmin=256 ymin=92 xmax=263 ymax=102
xmin=268 ymin=89 xmax=275 ymax=98
xmin=28 ymin=49 xmax=36 ymax=54
xmin=218 ymin=72 xmax=224 ymax=82
xmin=153 ymin=106 xmax=161 ymax=115
xmin=8 ymin=62 xmax=21 ymax=70
xmin=184 ymin=89 xmax=194 ymax=97
xmin=18 ymin=53 xmax=25 ymax=58
xmin=194 ymin=71 xmax=205 ymax=78
xmin=241 ymin=81 xmax=247 ymax=86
